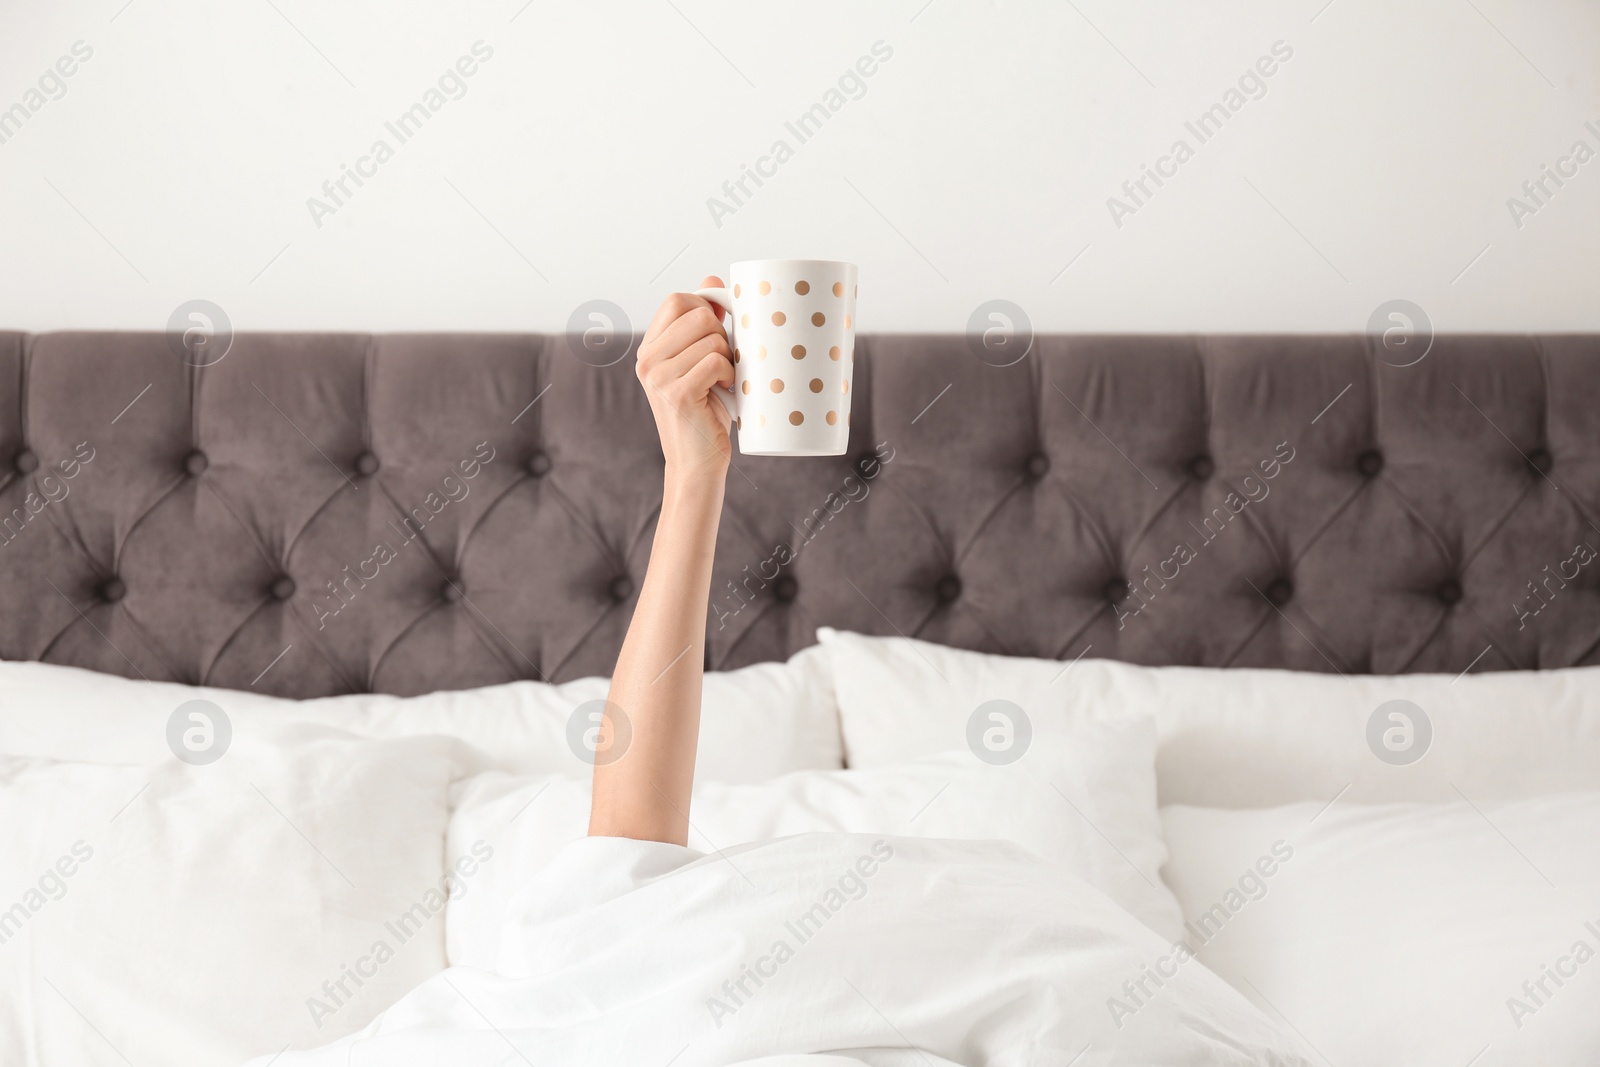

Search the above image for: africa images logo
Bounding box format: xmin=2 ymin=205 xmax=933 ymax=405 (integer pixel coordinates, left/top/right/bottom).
xmin=1366 ymin=699 xmax=1431 ymax=766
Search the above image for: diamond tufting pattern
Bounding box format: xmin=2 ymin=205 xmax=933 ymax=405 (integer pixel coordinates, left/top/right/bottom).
xmin=2 ymin=331 xmax=1598 ymax=697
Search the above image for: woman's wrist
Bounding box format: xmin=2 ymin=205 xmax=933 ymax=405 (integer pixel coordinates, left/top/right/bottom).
xmin=662 ymin=462 xmax=728 ymax=510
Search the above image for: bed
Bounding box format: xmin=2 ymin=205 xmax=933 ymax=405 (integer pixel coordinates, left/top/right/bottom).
xmin=3 ymin=330 xmax=1598 ymax=1066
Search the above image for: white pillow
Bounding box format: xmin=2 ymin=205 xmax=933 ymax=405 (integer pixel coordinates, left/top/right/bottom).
xmin=819 ymin=628 xmax=1600 ymax=805
xmin=0 ymin=726 xmax=481 ymax=1067
xmin=447 ymin=735 xmax=1184 ymax=969
xmin=1161 ymin=795 xmax=1600 ymax=1067
xmin=818 ymin=626 xmax=1136 ymax=768
xmin=0 ymin=645 xmax=842 ymax=782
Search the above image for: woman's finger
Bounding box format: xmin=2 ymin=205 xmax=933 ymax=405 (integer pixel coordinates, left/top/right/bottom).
xmin=680 ymin=346 xmax=736 ymax=398
xmin=643 ymin=292 xmax=709 ymax=344
xmin=651 ymin=305 xmax=727 ymax=368
xmin=698 ymin=275 xmax=725 ymax=324
xmin=642 ymin=275 xmax=725 ymax=340
xmin=656 ymin=332 xmax=731 ymax=385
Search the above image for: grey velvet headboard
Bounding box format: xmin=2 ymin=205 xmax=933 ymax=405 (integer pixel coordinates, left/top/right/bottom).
xmin=2 ymin=331 xmax=1597 ymax=698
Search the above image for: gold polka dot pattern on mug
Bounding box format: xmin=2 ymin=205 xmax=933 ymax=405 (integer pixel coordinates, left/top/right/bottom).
xmin=729 ymin=270 xmax=854 ymax=443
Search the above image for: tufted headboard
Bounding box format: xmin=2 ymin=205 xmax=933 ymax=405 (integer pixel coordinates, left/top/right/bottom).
xmin=2 ymin=331 xmax=1598 ymax=698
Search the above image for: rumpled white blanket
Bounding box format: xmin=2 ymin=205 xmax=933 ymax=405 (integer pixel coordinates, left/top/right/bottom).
xmin=248 ymin=834 xmax=1311 ymax=1066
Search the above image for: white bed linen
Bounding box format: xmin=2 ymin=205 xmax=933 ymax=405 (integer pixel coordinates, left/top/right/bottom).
xmin=0 ymin=645 xmax=842 ymax=782
xmin=447 ymin=742 xmax=1183 ymax=962
xmin=819 ymin=628 xmax=1600 ymax=805
xmin=0 ymin=726 xmax=482 ymax=1067
xmin=248 ymin=833 xmax=1314 ymax=1067
xmin=1161 ymin=795 xmax=1600 ymax=1067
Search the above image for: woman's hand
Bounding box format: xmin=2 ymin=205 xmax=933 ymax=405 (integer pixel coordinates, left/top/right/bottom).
xmin=636 ymin=276 xmax=736 ymax=483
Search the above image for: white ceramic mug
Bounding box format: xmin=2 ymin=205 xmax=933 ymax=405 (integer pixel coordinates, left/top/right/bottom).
xmin=695 ymin=258 xmax=858 ymax=457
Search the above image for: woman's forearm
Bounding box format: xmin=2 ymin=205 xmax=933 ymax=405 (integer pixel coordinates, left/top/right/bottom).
xmin=587 ymin=468 xmax=725 ymax=844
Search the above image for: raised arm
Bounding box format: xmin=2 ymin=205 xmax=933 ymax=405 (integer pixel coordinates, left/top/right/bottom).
xmin=587 ymin=278 xmax=734 ymax=844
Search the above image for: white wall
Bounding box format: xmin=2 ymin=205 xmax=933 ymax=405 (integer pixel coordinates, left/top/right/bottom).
xmin=0 ymin=0 xmax=1596 ymax=337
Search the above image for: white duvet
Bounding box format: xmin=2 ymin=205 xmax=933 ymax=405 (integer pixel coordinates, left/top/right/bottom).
xmin=250 ymin=833 xmax=1311 ymax=1067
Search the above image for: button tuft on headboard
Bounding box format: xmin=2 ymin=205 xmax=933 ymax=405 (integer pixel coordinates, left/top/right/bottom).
xmin=5 ymin=329 xmax=1594 ymax=693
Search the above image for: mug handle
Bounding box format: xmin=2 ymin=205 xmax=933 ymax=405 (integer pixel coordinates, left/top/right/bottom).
xmin=693 ymin=287 xmax=739 ymax=421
